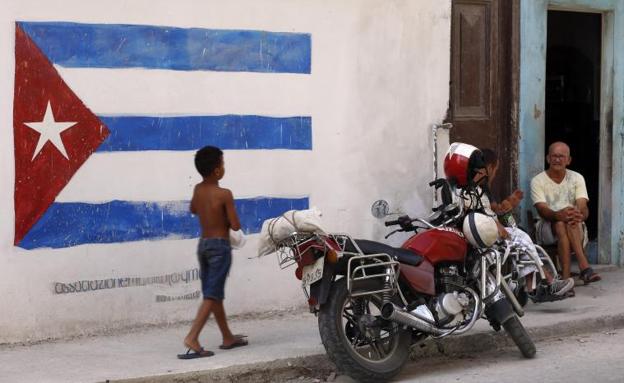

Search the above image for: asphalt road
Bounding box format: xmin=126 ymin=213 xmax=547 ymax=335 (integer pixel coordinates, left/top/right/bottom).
xmin=288 ymin=328 xmax=624 ymax=383
xmin=394 ymin=329 xmax=624 ymax=383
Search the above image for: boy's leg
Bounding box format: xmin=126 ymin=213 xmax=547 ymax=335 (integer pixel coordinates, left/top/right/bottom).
xmin=184 ymin=298 xmax=215 ymax=351
xmin=212 ymin=300 xmax=237 ymax=346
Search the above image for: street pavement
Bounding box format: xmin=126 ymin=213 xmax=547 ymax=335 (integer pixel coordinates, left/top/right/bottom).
xmin=393 ymin=329 xmax=624 ymax=383
xmin=292 ymin=326 xmax=624 ymax=382
xmin=0 ymin=265 xmax=622 ymax=383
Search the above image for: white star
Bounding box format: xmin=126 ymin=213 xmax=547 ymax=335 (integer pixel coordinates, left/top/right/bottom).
xmin=24 ymin=101 xmax=77 ymax=161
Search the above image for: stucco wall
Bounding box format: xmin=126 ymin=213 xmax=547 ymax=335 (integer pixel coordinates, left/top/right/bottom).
xmin=0 ymin=0 xmax=451 ymax=343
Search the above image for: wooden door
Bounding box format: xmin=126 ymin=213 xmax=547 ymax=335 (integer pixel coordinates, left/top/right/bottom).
xmin=448 ymin=0 xmax=518 ymax=198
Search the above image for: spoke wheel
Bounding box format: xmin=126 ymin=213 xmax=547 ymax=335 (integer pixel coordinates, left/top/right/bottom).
xmin=318 ymin=278 xmax=410 ymax=383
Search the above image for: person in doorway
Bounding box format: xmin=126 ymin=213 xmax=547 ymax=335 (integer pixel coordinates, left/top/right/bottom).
xmin=530 ymin=141 xmax=601 ymax=284
xmin=477 ymin=148 xmax=574 ymax=301
xmin=178 ymin=146 xmax=248 ymax=359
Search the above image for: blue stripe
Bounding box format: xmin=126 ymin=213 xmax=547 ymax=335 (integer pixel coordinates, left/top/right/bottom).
xmin=18 ymin=21 xmax=311 ymax=74
xmin=97 ymin=115 xmax=312 ymax=151
xmin=18 ymin=197 xmax=309 ymax=249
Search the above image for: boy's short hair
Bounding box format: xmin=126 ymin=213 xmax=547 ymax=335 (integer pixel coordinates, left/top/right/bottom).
xmin=480 ymin=148 xmax=497 ymax=167
xmin=195 ymin=146 xmax=223 ymax=177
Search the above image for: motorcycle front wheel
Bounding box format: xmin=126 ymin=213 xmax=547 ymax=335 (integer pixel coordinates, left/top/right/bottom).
xmin=318 ymin=278 xmax=410 ymax=383
xmin=502 ymin=315 xmax=536 ymax=358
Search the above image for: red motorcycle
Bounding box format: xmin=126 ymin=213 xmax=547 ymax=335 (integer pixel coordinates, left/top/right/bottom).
xmin=274 ymin=178 xmax=535 ymax=382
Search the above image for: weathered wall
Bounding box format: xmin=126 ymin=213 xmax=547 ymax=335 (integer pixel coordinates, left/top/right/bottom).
xmin=518 ymin=0 xmax=624 ymax=266
xmin=0 ymin=0 xmax=451 ymax=343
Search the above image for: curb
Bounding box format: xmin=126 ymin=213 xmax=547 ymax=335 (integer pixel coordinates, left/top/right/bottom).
xmin=106 ymin=356 xmax=335 ymax=383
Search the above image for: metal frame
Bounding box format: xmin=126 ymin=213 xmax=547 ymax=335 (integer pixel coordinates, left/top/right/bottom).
xmin=346 ymin=253 xmax=400 ymax=298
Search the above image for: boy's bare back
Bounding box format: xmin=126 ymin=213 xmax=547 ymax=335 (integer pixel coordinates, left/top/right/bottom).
xmin=191 ymin=182 xmax=241 ymax=239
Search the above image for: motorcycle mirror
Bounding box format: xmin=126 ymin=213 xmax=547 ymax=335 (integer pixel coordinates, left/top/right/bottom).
xmin=371 ymin=200 xmax=390 ymax=219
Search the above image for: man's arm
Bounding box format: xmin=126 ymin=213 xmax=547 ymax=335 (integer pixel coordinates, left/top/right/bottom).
xmin=575 ymin=198 xmax=589 ymax=222
xmin=224 ymin=189 xmax=241 ymax=231
xmin=574 ymin=173 xmax=589 ymax=222
xmin=534 ymin=202 xmax=576 ymax=223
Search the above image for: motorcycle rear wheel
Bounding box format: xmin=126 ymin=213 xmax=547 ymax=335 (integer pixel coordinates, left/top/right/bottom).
xmin=502 ymin=315 xmax=536 ymax=358
xmin=318 ymin=278 xmax=410 ymax=383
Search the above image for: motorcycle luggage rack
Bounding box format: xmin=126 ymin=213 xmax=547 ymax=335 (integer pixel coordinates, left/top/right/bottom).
xmin=320 ymin=233 xmax=401 ymax=298
xmin=275 ymin=232 xmax=319 ymax=269
xmin=346 ymin=253 xmax=400 ymax=298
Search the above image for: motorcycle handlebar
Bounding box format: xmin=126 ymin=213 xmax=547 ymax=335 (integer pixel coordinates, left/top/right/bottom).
xmin=385 ymin=215 xmax=413 ymax=227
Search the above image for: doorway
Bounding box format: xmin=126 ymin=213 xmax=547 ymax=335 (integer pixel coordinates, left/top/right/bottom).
xmin=545 ymin=10 xmax=601 ymax=252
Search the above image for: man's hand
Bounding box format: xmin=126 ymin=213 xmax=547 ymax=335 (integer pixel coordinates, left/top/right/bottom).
xmin=509 ymin=190 xmax=524 ymax=208
xmin=501 ymin=200 xmax=512 ymax=211
xmin=554 ymin=207 xmax=582 ymax=225
xmin=496 ymin=221 xmax=510 ymax=239
xmin=570 ymin=207 xmax=584 ymax=225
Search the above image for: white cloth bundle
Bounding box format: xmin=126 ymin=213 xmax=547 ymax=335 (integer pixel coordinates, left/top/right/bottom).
xmin=229 ymin=229 xmax=247 ymax=249
xmin=257 ymin=207 xmax=325 ymax=257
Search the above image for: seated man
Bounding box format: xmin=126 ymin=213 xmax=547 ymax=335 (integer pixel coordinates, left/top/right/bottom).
xmin=530 ymin=141 xmax=601 ymax=284
xmin=479 ymin=148 xmax=574 ymax=301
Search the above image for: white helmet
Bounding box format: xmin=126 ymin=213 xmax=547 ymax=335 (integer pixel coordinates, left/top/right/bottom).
xmin=462 ymin=212 xmax=498 ymax=248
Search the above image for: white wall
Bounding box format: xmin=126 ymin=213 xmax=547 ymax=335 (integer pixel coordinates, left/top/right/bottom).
xmin=0 ymin=0 xmax=451 ymax=343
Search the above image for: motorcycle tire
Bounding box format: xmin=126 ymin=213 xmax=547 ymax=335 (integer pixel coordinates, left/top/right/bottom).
xmin=502 ymin=315 xmax=536 ymax=358
xmin=515 ymin=286 xmax=529 ymax=308
xmin=318 ymin=278 xmax=411 ymax=383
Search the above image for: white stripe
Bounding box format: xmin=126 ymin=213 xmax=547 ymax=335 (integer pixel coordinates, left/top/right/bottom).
xmin=56 ymin=150 xmax=313 ymax=202
xmin=56 ymin=67 xmax=312 ymax=116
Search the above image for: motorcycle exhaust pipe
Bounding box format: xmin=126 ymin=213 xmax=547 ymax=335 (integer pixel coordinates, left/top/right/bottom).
xmin=381 ymin=303 xmax=444 ymax=336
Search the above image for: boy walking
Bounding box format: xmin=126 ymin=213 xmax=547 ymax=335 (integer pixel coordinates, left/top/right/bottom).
xmin=178 ymin=146 xmax=248 ymax=359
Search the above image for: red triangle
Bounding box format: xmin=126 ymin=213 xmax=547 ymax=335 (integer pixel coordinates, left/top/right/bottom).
xmin=13 ymin=25 xmax=110 ymax=245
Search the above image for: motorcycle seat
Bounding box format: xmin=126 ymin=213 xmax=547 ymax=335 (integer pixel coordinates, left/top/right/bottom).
xmin=349 ymin=239 xmax=424 ymax=267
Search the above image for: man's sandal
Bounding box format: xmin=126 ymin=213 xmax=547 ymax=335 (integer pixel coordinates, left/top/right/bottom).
xmin=579 ymin=267 xmax=601 ymax=285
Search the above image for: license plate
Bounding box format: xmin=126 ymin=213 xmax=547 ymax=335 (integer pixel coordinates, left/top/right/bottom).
xmin=302 ymin=256 xmax=325 ymax=288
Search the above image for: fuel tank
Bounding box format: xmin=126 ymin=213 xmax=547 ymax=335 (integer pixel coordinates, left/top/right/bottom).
xmin=402 ymin=227 xmax=468 ymax=265
xmin=400 ymin=260 xmax=436 ymax=296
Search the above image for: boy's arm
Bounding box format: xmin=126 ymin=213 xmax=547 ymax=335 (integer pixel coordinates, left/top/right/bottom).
xmin=224 ymin=189 xmax=241 ymax=231
xmin=190 ymin=185 xmax=198 ymax=214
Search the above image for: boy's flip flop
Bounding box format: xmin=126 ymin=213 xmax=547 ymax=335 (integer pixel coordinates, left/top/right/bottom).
xmin=177 ymin=347 xmax=215 ymax=359
xmin=219 ymin=336 xmax=249 ymax=350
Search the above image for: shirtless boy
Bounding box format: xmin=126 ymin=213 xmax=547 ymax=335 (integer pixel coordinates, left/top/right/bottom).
xmin=178 ymin=146 xmax=248 ymax=359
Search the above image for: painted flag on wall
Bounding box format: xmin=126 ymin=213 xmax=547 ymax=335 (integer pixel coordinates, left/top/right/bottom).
xmin=13 ymin=22 xmax=312 ymax=249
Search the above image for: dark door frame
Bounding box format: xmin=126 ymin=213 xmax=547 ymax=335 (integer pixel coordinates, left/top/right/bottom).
xmin=447 ymin=0 xmax=521 ymax=198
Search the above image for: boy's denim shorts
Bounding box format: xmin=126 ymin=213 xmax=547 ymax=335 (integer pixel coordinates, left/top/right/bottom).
xmin=197 ymin=238 xmax=232 ymax=301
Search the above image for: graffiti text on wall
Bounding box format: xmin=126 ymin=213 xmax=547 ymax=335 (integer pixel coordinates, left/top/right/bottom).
xmin=155 ymin=291 xmax=201 ymax=303
xmin=53 ymin=268 xmax=199 ymax=295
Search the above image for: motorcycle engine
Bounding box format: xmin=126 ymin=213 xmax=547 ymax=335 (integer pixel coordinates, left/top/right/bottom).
xmin=439 ymin=265 xmax=464 ymax=293
xmin=436 ymin=266 xmax=471 ymax=325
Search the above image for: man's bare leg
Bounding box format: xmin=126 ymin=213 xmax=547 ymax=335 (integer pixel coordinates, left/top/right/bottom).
xmin=553 ymin=221 xmax=572 ymax=279
xmin=184 ymin=299 xmax=215 ymax=351
xmin=566 ymin=223 xmax=590 ymax=271
xmin=211 ymin=300 xmax=237 ymax=346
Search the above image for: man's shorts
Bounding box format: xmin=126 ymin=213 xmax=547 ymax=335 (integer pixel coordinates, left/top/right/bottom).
xmin=535 ymin=220 xmax=588 ymax=247
xmin=197 ymin=238 xmax=232 ymax=301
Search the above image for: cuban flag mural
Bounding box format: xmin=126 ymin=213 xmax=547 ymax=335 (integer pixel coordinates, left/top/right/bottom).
xmin=13 ymin=22 xmax=312 ymax=250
